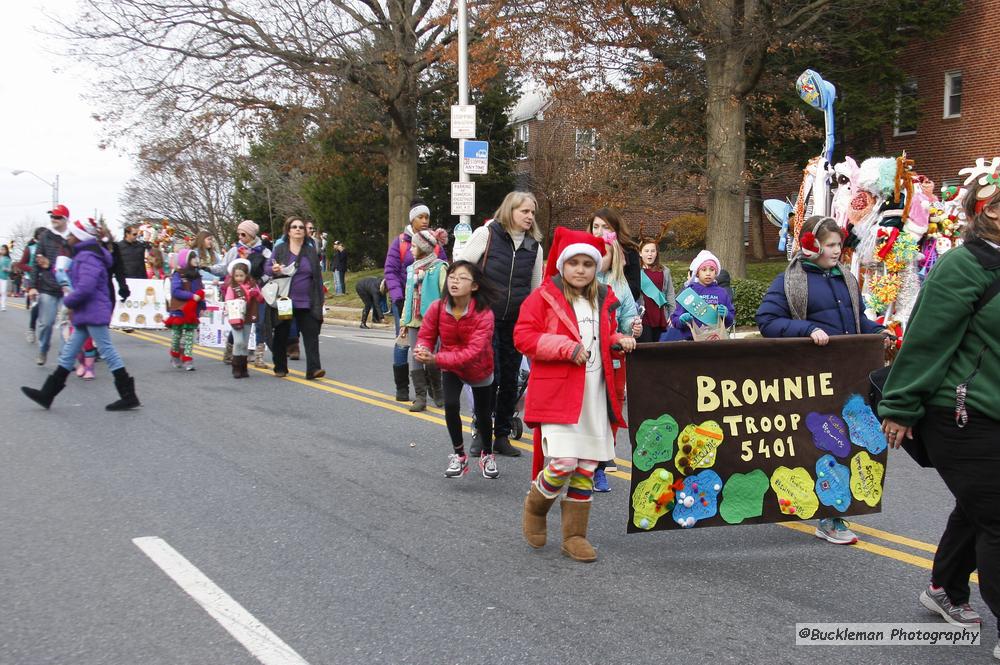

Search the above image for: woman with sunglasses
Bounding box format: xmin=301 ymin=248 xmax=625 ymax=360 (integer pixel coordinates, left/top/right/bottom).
xmin=264 ymin=217 xmax=326 ymax=379
xmin=213 ymin=220 xmax=272 ymax=367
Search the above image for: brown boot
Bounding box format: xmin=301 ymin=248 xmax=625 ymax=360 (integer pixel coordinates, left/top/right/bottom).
xmin=232 ymin=355 xmax=242 ymax=378
xmin=288 ymin=340 xmax=300 ymax=360
xmin=560 ymin=500 xmax=597 ymax=562
xmin=522 ymin=483 xmax=557 ymax=548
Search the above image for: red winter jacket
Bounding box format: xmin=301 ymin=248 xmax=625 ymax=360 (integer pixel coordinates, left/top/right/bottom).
xmin=417 ymin=298 xmax=495 ymax=384
xmin=514 ymin=277 xmax=627 ymax=476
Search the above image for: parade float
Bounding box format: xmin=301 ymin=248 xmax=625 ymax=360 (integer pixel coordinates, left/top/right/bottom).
xmin=765 ymin=70 xmax=970 ymax=339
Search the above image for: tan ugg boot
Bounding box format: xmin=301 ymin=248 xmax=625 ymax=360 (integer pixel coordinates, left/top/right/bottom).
xmin=560 ymin=500 xmax=597 ymax=562
xmin=522 ymin=484 xmax=557 ymax=548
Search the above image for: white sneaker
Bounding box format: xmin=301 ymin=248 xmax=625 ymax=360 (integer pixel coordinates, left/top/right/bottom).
xmin=992 ymin=639 xmax=998 ymax=661
xmin=479 ymin=453 xmax=499 ymax=479
xmin=815 ymin=517 xmax=858 ymax=545
xmin=25 ymin=329 xmax=35 ymax=344
xmin=444 ymin=454 xmax=468 ymax=478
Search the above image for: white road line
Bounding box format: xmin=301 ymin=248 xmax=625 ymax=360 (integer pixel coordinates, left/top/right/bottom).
xmin=133 ymin=537 xmax=311 ymax=665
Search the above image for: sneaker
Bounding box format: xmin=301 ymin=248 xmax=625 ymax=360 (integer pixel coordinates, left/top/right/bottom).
xmin=605 ymin=462 xmax=619 ymax=472
xmin=170 ymin=356 xmax=183 ymax=369
xmin=444 ymin=453 xmax=469 ymax=478
xmin=993 ymin=640 xmax=999 ymax=661
xmin=593 ymin=468 xmax=611 ymax=493
xmin=815 ymin=517 xmax=858 ymax=545
xmin=479 ymin=453 xmax=499 ymax=479
xmin=36 ymin=352 xmax=46 ymax=366
xmin=919 ymin=586 xmax=982 ymax=626
xmin=25 ymin=329 xmax=35 ymax=344
xmin=183 ymin=361 xmax=196 ymax=371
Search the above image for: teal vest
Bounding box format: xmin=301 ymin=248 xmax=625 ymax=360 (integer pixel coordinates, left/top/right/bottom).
xmin=402 ymin=260 xmax=446 ymax=326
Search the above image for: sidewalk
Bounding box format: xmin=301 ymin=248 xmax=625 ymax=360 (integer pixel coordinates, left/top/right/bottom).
xmin=323 ymin=304 xmax=392 ymax=329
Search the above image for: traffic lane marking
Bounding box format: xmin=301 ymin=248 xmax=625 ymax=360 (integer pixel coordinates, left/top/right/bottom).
xmin=117 ymin=327 xmax=968 ymax=579
xmin=133 ymin=537 xmax=311 ymax=665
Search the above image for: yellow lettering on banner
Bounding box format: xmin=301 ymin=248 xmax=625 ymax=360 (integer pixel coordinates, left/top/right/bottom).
xmin=745 ymin=417 xmax=758 ymax=434
xmin=760 ymin=379 xmax=780 ymax=403
xmin=722 ymin=414 xmax=743 ymax=436
xmin=806 ymin=374 xmax=816 ymax=396
xmin=820 ymin=372 xmax=834 ymax=396
xmin=721 ymin=380 xmax=739 ymax=408
xmin=697 ymin=376 xmax=720 ymax=412
xmin=783 ymin=377 xmax=803 ymax=400
xmin=790 ymin=413 xmax=801 ymax=430
xmin=741 ymin=380 xmax=759 ymax=405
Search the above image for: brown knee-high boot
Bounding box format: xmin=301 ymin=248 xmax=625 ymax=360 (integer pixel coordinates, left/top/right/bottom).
xmin=522 ymin=483 xmax=558 ymax=548
xmin=561 ymin=500 xmax=597 ymax=562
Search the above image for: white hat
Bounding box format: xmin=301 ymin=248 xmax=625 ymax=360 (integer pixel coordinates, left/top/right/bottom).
xmin=555 ymin=242 xmax=603 ymax=273
xmin=69 ymin=217 xmax=101 ymax=242
xmin=228 ymin=258 xmax=251 ymax=275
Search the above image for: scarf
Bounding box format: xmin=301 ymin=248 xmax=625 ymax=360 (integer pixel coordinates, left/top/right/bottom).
xmin=410 ymin=253 xmax=439 ymax=317
xmin=784 ymin=254 xmax=861 ymax=333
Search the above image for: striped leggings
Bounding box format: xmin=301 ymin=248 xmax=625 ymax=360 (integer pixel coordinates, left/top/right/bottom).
xmin=536 ymin=457 xmax=598 ymax=502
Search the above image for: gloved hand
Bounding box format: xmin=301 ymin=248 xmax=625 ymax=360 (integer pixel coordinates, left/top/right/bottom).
xmin=716 ymin=305 xmax=728 ymax=320
xmin=678 ymin=312 xmax=693 ymax=327
xmin=118 ymin=284 xmax=131 ymax=301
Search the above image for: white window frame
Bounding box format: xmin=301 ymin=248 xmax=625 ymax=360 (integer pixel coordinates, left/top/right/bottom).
xmin=893 ymin=77 xmax=918 ymax=137
xmin=574 ymin=128 xmax=596 ymax=160
xmin=514 ymin=123 xmax=530 ymax=160
xmin=943 ymin=71 xmax=962 ymax=119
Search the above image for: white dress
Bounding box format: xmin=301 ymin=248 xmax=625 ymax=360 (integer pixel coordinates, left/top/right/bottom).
xmin=540 ymin=297 xmax=615 ymax=462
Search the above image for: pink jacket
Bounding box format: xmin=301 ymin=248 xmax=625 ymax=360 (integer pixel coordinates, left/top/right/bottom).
xmin=417 ymin=299 xmax=495 ymax=384
xmin=225 ymin=283 xmax=262 ymax=304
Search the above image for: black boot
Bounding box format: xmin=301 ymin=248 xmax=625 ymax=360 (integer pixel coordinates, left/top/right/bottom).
xmin=239 ymin=356 xmax=250 ymax=378
xmin=494 ymin=436 xmax=522 ymax=457
xmin=425 ymin=366 xmax=445 ymax=408
xmin=232 ymin=355 xmax=243 ymax=379
xmin=393 ymin=363 xmax=410 ymax=402
xmin=409 ymin=368 xmax=428 ymax=412
xmin=21 ymin=366 xmax=70 ymax=409
xmin=106 ymin=368 xmax=141 ymax=411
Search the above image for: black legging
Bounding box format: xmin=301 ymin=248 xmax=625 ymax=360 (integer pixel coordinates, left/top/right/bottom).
xmin=442 ymin=371 xmax=493 ymax=455
xmin=922 ymin=405 xmax=1000 ymax=638
xmin=271 ymin=308 xmax=322 ymax=375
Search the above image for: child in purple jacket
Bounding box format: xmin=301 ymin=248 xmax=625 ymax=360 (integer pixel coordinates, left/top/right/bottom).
xmin=659 ymin=250 xmax=735 ymax=341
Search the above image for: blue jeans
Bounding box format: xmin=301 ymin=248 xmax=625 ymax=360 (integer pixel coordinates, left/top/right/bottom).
xmin=392 ymin=302 xmax=408 ymax=365
xmin=58 ymin=324 xmax=124 ymax=372
xmin=332 ymin=270 xmax=343 ymax=294
xmin=36 ymin=292 xmax=63 ymax=354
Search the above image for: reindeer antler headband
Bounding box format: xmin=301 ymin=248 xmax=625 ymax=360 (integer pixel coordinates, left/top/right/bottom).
xmin=958 ymin=157 xmax=1000 ymax=214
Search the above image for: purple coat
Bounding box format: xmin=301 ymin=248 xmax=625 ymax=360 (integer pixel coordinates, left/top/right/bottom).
xmin=383 ymin=229 xmax=448 ymax=303
xmin=668 ymin=281 xmax=735 ymax=341
xmin=63 ymin=239 xmax=114 ymax=326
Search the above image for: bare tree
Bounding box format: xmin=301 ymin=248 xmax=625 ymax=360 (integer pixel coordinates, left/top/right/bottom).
xmin=5 ymin=217 xmax=40 ymax=259
xmin=58 ymin=0 xmax=474 ymax=244
xmin=120 ymin=138 xmax=239 ymax=242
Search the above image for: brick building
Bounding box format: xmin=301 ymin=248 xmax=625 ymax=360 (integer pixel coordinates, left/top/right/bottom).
xmin=882 ymin=0 xmax=1000 ymax=188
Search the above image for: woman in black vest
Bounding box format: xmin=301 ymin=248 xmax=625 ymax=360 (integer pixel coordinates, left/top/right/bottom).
xmin=456 ymin=191 xmax=544 ymax=456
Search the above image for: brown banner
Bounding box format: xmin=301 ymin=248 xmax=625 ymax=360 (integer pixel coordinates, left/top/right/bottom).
xmin=626 ymin=335 xmax=888 ymax=533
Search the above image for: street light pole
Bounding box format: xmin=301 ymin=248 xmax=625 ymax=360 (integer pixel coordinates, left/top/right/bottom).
xmin=11 ymin=169 xmax=59 ymax=209
xmin=457 ymin=0 xmax=470 ymax=228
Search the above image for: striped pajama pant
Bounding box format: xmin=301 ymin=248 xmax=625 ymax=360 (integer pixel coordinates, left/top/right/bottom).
xmin=536 ymin=457 xmax=599 ymax=502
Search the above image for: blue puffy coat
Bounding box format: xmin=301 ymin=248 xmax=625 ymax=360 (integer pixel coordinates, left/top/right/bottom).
xmin=756 ymin=264 xmax=883 ymax=338
xmin=63 ymin=239 xmax=114 ymax=326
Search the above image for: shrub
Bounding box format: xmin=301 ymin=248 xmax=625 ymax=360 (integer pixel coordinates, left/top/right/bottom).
xmin=732 ymin=278 xmax=770 ymax=328
xmin=664 ymin=214 xmax=707 ymax=250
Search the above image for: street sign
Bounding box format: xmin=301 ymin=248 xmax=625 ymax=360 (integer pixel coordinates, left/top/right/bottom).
xmin=451 ymin=182 xmax=475 ymax=216
xmin=450 ymin=105 xmax=476 ymax=139
xmin=453 ymin=220 xmax=473 ymax=254
xmin=461 ymin=140 xmax=489 ymax=175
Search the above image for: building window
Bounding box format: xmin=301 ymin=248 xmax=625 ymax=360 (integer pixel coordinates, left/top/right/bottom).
xmin=575 ymin=128 xmax=596 ymax=160
xmin=943 ymin=71 xmax=962 ymax=118
xmin=514 ymin=124 xmax=530 ymax=160
xmin=893 ymin=77 xmax=918 ymax=136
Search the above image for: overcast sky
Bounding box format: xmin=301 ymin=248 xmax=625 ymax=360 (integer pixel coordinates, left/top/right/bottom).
xmin=0 ymin=1 xmax=134 ymax=244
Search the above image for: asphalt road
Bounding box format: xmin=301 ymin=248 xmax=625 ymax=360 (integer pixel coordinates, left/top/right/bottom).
xmin=0 ymin=304 xmax=991 ymax=665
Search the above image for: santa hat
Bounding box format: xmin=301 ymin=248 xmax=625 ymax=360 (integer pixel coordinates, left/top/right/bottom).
xmin=176 ymin=248 xmax=196 ymax=269
xmin=228 ymin=258 xmax=251 ymax=275
xmin=687 ymin=249 xmax=721 ymax=277
xmin=545 ymin=226 xmax=605 ymax=278
xmin=69 ymin=217 xmax=101 ymax=242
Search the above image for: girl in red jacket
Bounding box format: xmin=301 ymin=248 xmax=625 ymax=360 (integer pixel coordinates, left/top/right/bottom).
xmin=514 ymin=227 xmax=636 ymax=562
xmin=415 ymin=261 xmax=501 ymax=479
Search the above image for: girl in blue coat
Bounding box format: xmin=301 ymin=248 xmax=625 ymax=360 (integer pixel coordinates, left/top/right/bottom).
xmin=21 ymin=218 xmax=140 ymax=411
xmin=755 ymin=215 xmax=891 ymax=546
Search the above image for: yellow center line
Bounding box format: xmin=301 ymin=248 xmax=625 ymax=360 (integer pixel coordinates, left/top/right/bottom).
xmin=108 ymin=322 xmax=975 ymax=582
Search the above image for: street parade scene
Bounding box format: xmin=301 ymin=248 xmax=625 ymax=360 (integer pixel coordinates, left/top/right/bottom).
xmin=2 ymin=1 xmax=999 ymax=664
